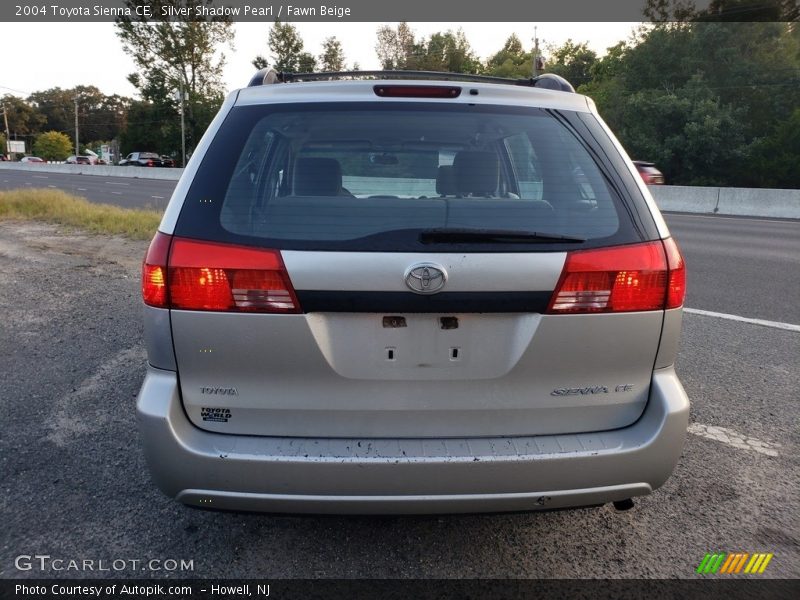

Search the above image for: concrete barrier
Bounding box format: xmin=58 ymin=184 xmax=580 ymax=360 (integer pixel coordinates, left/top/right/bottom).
xmin=0 ymin=162 xmax=183 ymax=181
xmin=715 ymin=187 xmax=800 ymax=219
xmin=648 ymin=185 xmax=720 ymax=214
xmin=649 ymin=185 xmax=800 ymax=219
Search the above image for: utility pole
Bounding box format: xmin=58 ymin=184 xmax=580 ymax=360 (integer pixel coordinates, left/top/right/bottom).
xmin=176 ymin=84 xmax=186 ymax=168
xmin=532 ymin=27 xmax=545 ymax=78
xmin=1 ymin=105 xmax=10 ymax=159
xmin=74 ymin=95 xmax=80 ymax=156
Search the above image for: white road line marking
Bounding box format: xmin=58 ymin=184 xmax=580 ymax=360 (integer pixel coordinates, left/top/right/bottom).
xmin=32 ymin=175 xmax=48 ymax=179
xmin=105 ymin=181 xmax=129 ymax=186
xmin=151 ymin=195 xmax=165 ymax=199
xmin=688 ymin=423 xmax=780 ymax=457
xmin=47 ymin=185 xmax=56 ymax=188
xmin=684 ymin=308 xmax=800 ymax=333
xmin=77 ymin=188 xmax=86 ymax=191
xmin=111 ymin=191 xmax=122 ymax=195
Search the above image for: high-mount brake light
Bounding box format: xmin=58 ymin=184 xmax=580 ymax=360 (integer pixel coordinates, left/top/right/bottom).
xmin=141 ymin=235 xmax=301 ymax=313
xmin=547 ymin=240 xmax=685 ymax=314
xmin=373 ymin=85 xmax=461 ymax=98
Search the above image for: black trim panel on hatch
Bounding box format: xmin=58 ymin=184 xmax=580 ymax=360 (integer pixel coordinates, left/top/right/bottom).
xmin=296 ymin=291 xmax=553 ymax=313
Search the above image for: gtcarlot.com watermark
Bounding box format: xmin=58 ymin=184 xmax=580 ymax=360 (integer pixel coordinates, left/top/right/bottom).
xmin=15 ymin=554 xmax=194 ymax=572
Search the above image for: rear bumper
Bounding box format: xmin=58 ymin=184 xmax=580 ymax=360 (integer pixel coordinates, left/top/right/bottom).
xmin=136 ymin=367 xmax=689 ymax=514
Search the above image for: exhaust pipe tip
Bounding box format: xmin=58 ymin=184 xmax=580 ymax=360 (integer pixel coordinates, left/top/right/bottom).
xmin=613 ymin=498 xmax=635 ymax=511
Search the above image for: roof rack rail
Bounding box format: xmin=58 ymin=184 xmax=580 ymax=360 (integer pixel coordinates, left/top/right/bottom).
xmin=247 ymin=68 xmax=575 ymax=93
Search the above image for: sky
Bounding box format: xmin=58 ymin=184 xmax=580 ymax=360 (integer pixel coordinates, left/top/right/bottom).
xmin=0 ymin=22 xmax=643 ymax=99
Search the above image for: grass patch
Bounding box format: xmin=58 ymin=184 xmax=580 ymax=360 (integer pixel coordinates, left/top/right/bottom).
xmin=0 ymin=188 xmax=162 ymax=240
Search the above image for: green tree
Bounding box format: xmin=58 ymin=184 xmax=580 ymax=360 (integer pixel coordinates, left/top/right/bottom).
xmin=747 ymin=107 xmax=800 ymax=188
xmin=119 ymin=101 xmax=168 ymax=155
xmin=620 ymin=80 xmax=748 ymax=185
xmin=33 ymin=131 xmax=72 ymax=161
xmin=417 ymin=30 xmax=482 ymax=73
xmin=375 ymin=22 xmax=416 ymax=69
xmin=545 ymin=40 xmax=598 ymax=89
xmin=119 ymin=70 xmax=181 ymax=156
xmin=375 ymin=25 xmax=481 ymax=73
xmin=296 ymin=52 xmax=317 ymax=73
xmin=27 ymin=87 xmax=130 ymax=143
xmin=254 ymin=20 xmax=309 ymax=72
xmin=578 ymin=22 xmax=800 ymax=187
xmin=116 ymin=1 xmax=233 ymax=155
xmin=485 ymin=34 xmax=532 ymax=78
xmin=27 ymin=88 xmax=74 ymax=135
xmin=320 ymin=36 xmax=346 ymax=71
xmin=0 ymin=94 xmax=45 ymax=137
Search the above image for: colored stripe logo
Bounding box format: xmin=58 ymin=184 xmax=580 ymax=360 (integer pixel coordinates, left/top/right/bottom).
xmin=696 ymin=552 xmax=774 ymax=574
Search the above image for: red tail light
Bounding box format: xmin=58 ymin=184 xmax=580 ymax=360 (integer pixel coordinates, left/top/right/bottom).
xmin=663 ymin=237 xmax=686 ymax=309
xmin=141 ymin=235 xmax=301 ymax=313
xmin=547 ymin=240 xmax=685 ymax=314
xmin=142 ymin=231 xmax=171 ymax=308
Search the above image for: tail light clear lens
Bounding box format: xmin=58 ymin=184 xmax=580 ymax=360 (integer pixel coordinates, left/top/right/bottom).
xmin=663 ymin=237 xmax=686 ymax=309
xmin=547 ymin=240 xmax=684 ymax=314
xmin=142 ymin=231 xmax=171 ymax=308
xmin=141 ymin=235 xmax=301 ymax=313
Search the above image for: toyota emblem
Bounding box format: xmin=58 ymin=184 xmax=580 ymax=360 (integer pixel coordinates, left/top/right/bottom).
xmin=404 ymin=263 xmax=447 ymax=294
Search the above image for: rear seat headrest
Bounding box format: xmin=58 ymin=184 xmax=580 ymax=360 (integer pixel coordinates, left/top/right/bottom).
xmin=293 ymin=157 xmax=342 ymax=196
xmin=436 ymin=165 xmax=457 ymax=196
xmin=453 ymin=151 xmax=499 ymax=196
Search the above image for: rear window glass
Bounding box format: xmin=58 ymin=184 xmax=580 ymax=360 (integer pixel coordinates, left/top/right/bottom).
xmin=178 ymin=103 xmax=646 ymax=252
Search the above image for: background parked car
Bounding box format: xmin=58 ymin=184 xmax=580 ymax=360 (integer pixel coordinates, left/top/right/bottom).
xmin=119 ymin=152 xmax=165 ymax=167
xmin=20 ymin=156 xmax=44 ymax=164
xmin=633 ymin=161 xmax=665 ymax=185
xmin=65 ymin=155 xmax=94 ymax=165
xmin=160 ymin=155 xmax=177 ymax=168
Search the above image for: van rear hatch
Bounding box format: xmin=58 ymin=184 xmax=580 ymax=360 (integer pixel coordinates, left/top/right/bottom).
xmin=151 ymin=97 xmax=676 ymax=438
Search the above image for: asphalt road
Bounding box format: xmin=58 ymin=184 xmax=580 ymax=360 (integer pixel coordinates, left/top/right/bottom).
xmin=0 ymin=169 xmax=174 ymax=211
xmin=668 ymin=213 xmax=800 ymax=325
xmin=1 ymin=218 xmax=798 ymax=581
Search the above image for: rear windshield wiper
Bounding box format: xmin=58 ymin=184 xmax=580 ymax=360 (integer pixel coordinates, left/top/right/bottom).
xmin=419 ymin=228 xmax=586 ymax=244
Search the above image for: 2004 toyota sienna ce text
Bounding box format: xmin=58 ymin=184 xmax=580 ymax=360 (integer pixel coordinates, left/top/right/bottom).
xmin=136 ymin=69 xmax=688 ymax=515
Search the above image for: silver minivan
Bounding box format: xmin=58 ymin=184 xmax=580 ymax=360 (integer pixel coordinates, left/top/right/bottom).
xmin=137 ymin=70 xmax=688 ymax=514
